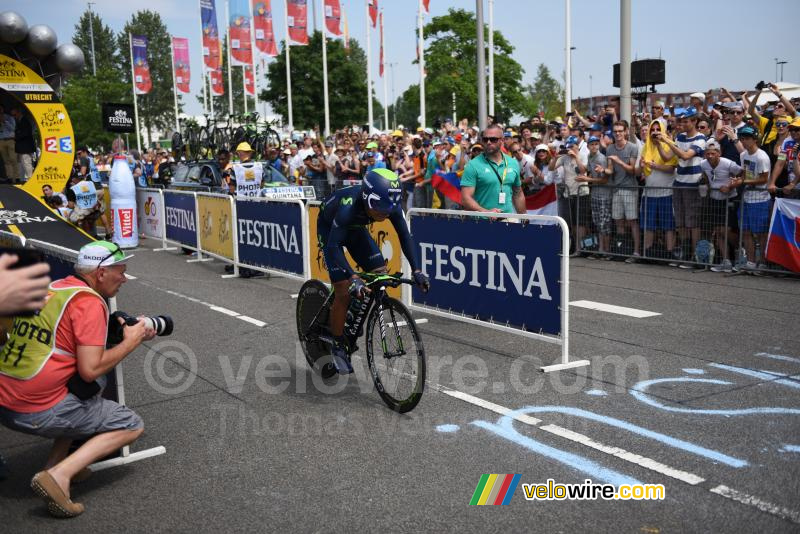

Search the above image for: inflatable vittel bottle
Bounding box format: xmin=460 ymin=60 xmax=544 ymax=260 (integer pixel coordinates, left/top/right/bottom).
xmin=109 ymin=154 xmax=138 ymax=248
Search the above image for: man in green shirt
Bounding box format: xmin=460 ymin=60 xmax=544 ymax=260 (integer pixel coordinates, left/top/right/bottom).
xmin=460 ymin=124 xmax=526 ymax=214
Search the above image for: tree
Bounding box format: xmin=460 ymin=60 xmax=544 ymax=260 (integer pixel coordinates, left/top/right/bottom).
xmin=261 ymin=31 xmax=383 ymax=131
xmin=526 ymin=64 xmax=564 ymax=120
xmin=71 ymin=10 xmax=121 ymax=77
xmin=417 ymin=8 xmax=527 ymax=125
xmin=118 ymin=10 xmax=182 ymax=145
xmin=62 ymin=67 xmax=130 ymax=151
xmin=393 ymin=83 xmax=420 ymax=130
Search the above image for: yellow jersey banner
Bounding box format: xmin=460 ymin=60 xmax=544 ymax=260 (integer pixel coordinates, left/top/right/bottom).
xmin=197 ymin=194 xmax=234 ymax=260
xmin=0 ymin=54 xmax=74 ymax=196
xmin=307 ymin=204 xmax=402 ymax=298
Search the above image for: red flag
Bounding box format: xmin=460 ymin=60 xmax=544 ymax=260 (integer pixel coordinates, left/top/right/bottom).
xmin=252 ymin=0 xmax=278 ymax=56
xmin=171 ymin=37 xmax=191 ymax=94
xmin=210 ymin=68 xmax=225 ymax=96
xmin=244 ymin=65 xmax=255 ymax=95
xmin=229 ymin=0 xmax=252 ymax=66
xmin=368 ymin=0 xmax=378 ymax=28
xmin=201 ymin=0 xmax=221 ymax=70
xmin=422 ymin=0 xmax=430 ymax=14
xmin=131 ymin=35 xmax=151 ymax=95
xmin=378 ymin=11 xmax=384 ymax=77
xmin=287 ymin=0 xmax=308 ymax=45
xmin=324 ymin=0 xmax=342 ymax=36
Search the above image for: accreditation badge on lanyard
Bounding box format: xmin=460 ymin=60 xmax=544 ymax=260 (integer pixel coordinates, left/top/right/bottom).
xmin=486 ymin=154 xmax=509 ymax=205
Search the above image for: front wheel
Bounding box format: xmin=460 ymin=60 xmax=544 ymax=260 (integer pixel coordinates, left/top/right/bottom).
xmin=365 ymin=297 xmax=425 ymax=413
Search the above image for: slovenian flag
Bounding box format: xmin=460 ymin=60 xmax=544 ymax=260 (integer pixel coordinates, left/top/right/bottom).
xmin=765 ymin=198 xmax=800 ymax=273
xmin=431 ymin=170 xmax=461 ymax=204
xmin=525 ymin=183 xmax=558 ymax=218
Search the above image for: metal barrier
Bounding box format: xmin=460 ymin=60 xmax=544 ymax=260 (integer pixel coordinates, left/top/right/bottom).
xmin=196 ymin=192 xmax=238 ymax=277
xmin=566 ymin=184 xmax=794 ymax=275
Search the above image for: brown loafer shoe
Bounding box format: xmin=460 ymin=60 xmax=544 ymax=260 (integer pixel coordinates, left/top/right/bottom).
xmin=30 ymin=470 xmax=84 ymax=518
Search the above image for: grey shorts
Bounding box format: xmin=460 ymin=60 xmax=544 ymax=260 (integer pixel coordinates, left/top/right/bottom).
xmin=0 ymin=393 xmax=143 ymax=440
xmin=673 ymin=187 xmax=702 ymax=228
xmin=612 ymin=189 xmax=639 ymax=220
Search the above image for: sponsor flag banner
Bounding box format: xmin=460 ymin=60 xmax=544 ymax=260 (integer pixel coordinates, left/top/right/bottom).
xmin=379 ymin=11 xmax=384 ymax=76
xmin=324 ymin=0 xmax=342 ymax=36
xmin=368 ymin=0 xmax=378 ymax=27
xmin=198 ymin=195 xmax=235 ymax=260
xmin=252 ymin=0 xmax=278 ymax=56
xmin=422 ymin=0 xmax=430 ymax=14
xmin=765 ymin=198 xmax=800 ymax=273
xmin=131 ymin=35 xmax=151 ymax=95
xmin=201 ymin=0 xmax=222 ymax=69
xmin=164 ymin=191 xmax=198 ymax=247
xmin=525 ymin=183 xmax=558 ymax=219
xmin=287 ymin=0 xmax=308 ymax=45
xmin=229 ymin=0 xmax=253 ymax=66
xmin=101 ymin=103 xmax=135 ymax=133
xmin=410 ymin=212 xmax=562 ymax=334
xmin=469 ymin=474 xmax=521 ymax=506
xmin=171 ymin=37 xmax=191 ymax=94
xmin=236 ymin=199 xmax=304 ymax=276
xmin=307 ymin=204 xmax=401 ymax=297
xmin=244 ymin=65 xmax=255 ymax=95
xmin=210 ymin=67 xmax=225 ymax=95
xmin=431 ymin=170 xmax=461 ymax=204
xmin=137 ymin=189 xmax=164 ymax=240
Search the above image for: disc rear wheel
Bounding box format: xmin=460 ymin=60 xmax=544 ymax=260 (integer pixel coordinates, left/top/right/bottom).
xmin=296 ymin=279 xmax=335 ymax=377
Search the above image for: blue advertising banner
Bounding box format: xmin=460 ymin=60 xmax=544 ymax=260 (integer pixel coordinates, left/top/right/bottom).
xmin=411 ymin=215 xmax=562 ymax=335
xmin=164 ymin=192 xmax=197 ymax=247
xmin=236 ymin=199 xmax=303 ymax=275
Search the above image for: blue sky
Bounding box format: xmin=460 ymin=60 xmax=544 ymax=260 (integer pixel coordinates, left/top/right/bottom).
xmin=4 ymin=0 xmax=797 ymax=118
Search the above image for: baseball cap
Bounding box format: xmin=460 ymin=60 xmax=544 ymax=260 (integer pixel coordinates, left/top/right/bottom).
xmin=590 ymin=123 xmax=603 ymax=131
xmin=324 ymin=141 xmax=333 ymax=147
xmin=564 ymin=135 xmax=579 ymax=147
xmin=705 ymin=139 xmax=721 ymax=152
xmin=677 ymin=108 xmax=697 ymax=119
xmin=303 ymin=153 xmax=313 ymax=160
xmin=690 ymin=92 xmax=706 ymax=102
xmin=283 ymin=148 xmax=291 ymax=154
xmin=235 ymin=142 xmax=254 ymax=152
xmin=587 ymin=136 xmax=600 ymax=143
xmin=433 ymin=138 xmax=445 ymax=146
xmin=470 ymin=143 xmax=483 ymax=151
xmin=366 ymin=141 xmax=378 ymax=149
xmin=790 ymin=117 xmax=800 ymax=129
xmin=77 ymin=240 xmax=133 ymax=268
xmin=722 ymin=102 xmax=744 ymax=112
xmin=534 ymin=143 xmax=549 ymax=153
xmin=737 ymin=125 xmax=758 ymax=138
xmin=366 ymin=151 xmax=376 ymax=158
xmin=503 ymin=131 xmax=512 ymax=138
xmin=422 ymin=140 xmax=431 ymax=147
xmin=391 ymin=130 xmax=403 ymax=138
xmin=424 ymin=127 xmax=434 ymax=135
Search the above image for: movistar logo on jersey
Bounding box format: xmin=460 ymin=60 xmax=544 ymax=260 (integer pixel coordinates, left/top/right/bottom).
xmin=341 ymin=197 xmax=353 ymax=205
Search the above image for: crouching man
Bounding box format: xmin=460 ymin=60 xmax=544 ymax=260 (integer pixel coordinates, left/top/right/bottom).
xmin=0 ymin=241 xmax=154 ymax=518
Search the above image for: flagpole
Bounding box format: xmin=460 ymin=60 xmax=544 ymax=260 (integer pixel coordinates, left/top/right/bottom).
xmin=418 ymin=0 xmax=425 ymax=129
xmin=365 ymin=0 xmax=373 ymax=133
xmin=208 ymin=71 xmax=215 ymax=118
xmin=242 ymin=66 xmax=249 ymax=113
xmin=381 ymin=11 xmax=388 ymax=131
xmin=128 ymin=33 xmax=141 ymax=153
xmin=247 ymin=0 xmax=259 ymax=116
xmin=488 ymin=0 xmax=494 ymax=117
xmin=284 ymin=1 xmax=294 ymax=131
xmin=320 ymin=0 xmax=330 ymax=138
xmin=198 ymin=0 xmax=208 ymax=114
xmin=226 ymin=0 xmax=234 ymax=116
xmin=170 ymin=39 xmax=180 ymax=132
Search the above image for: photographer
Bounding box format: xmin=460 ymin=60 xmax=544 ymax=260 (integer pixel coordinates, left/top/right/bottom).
xmin=0 ymin=241 xmax=154 ymax=518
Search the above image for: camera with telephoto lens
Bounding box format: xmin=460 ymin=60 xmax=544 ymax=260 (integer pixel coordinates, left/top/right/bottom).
xmin=107 ymin=311 xmax=174 ymax=346
xmin=755 ymin=81 xmax=767 ymax=91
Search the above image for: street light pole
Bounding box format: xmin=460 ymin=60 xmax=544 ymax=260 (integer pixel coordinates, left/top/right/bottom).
xmin=778 ymin=61 xmax=788 ymax=82
xmin=87 ymin=2 xmax=97 ymax=76
xmin=476 ymin=0 xmax=487 ymax=131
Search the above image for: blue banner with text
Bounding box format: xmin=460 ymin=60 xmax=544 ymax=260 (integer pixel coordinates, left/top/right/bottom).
xmin=164 ymin=192 xmax=197 ymax=247
xmin=236 ymin=199 xmax=304 ymax=275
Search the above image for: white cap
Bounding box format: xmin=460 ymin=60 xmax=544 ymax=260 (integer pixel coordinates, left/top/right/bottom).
xmin=690 ymin=92 xmax=705 ymax=102
xmin=534 ymin=144 xmax=550 ymax=153
xmin=76 ymin=240 xmax=133 ymax=269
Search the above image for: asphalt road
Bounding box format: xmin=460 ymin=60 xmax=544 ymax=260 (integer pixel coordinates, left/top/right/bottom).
xmin=1 ymin=240 xmax=799 ymax=533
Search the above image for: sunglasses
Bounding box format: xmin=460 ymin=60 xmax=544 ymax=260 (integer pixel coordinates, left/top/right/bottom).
xmin=98 ymin=244 xmax=122 ymax=267
xmin=483 ymin=137 xmax=501 ymax=143
xmin=698 ymin=125 xmax=709 ymax=129
xmin=777 ymin=122 xmax=790 ymax=127
xmin=651 ymin=106 xmax=663 ymax=110
xmin=612 ymin=130 xmax=625 ymax=134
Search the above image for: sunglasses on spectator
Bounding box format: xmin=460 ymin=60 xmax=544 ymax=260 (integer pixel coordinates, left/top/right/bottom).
xmin=483 ymin=137 xmax=501 ymax=143
xmin=698 ymin=125 xmax=709 ymax=129
xmin=777 ymin=121 xmax=790 ymax=127
xmin=98 ymin=244 xmax=122 ymax=267
xmin=651 ymin=106 xmax=663 ymax=110
xmin=612 ymin=129 xmax=625 ymax=134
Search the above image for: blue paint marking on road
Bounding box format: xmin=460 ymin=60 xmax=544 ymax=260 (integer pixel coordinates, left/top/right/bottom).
xmin=779 ymin=444 xmax=800 ymax=454
xmin=682 ymin=368 xmax=705 ymax=375
xmin=435 ymin=424 xmax=460 ymax=433
xmin=471 ymin=419 xmax=642 ymax=487
xmin=755 ymin=352 xmax=800 ymax=365
xmin=585 ymin=389 xmax=607 ymax=396
xmin=708 ymin=363 xmax=800 ymax=390
xmin=493 ymin=406 xmax=747 ymax=468
xmin=631 ymin=377 xmax=800 ymax=417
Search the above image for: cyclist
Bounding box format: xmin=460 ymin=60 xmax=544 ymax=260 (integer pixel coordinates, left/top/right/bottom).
xmin=318 ymin=168 xmax=430 ymax=374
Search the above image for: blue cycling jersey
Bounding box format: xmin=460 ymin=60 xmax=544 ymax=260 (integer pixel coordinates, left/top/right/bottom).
xmin=318 ymin=186 xmax=419 ymax=277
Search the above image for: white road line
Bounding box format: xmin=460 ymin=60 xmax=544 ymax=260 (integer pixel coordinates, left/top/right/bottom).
xmin=209 ymin=306 xmax=240 ymax=317
xmin=569 ymin=300 xmax=661 ymax=318
xmin=238 ymin=315 xmax=267 ymax=327
xmin=539 ymin=424 xmax=705 ymax=485
xmin=441 ymin=389 xmax=542 ymax=426
xmin=291 ymin=294 xmax=298 ymax=299
xmin=124 ymin=273 xmax=137 ymax=280
xmin=709 ymin=363 xmax=800 ymax=390
xmin=755 ymin=352 xmax=800 ymax=365
xmin=710 ymin=485 xmax=800 ymax=525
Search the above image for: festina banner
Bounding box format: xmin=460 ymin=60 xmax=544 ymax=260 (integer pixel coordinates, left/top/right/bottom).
xmin=287 ymin=0 xmax=308 ymax=45
xmin=101 ymin=103 xmax=136 ymax=133
xmin=131 ymin=35 xmax=151 ymax=95
xmin=244 ymin=65 xmax=255 ymax=95
xmin=324 ymin=0 xmax=342 ymax=36
xmin=210 ymin=68 xmax=225 ymax=96
xmin=200 ymin=0 xmax=222 ymax=70
xmin=229 ymin=0 xmax=253 ymax=66
xmin=252 ymin=0 xmax=278 ymax=56
xmin=171 ymin=37 xmax=191 ymax=94
xmin=368 ymin=0 xmax=377 ymax=27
